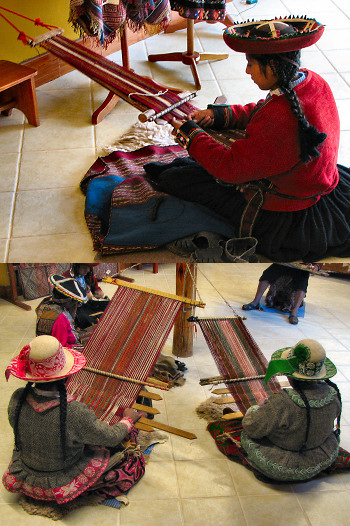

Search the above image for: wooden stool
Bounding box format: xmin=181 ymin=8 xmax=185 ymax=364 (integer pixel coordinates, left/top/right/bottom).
xmin=0 ymin=60 xmax=40 ymax=126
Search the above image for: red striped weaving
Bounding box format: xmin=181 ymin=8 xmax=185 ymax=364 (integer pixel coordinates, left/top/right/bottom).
xmin=40 ymin=35 xmax=198 ymax=123
xmin=195 ymin=317 xmax=282 ymax=414
xmin=67 ymin=285 xmax=184 ymax=423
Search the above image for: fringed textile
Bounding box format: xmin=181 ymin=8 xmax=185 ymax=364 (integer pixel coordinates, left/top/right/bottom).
xmin=69 ymin=0 xmax=170 ymax=46
xmin=69 ymin=0 xmax=127 ymax=46
xmin=194 ymin=317 xmax=282 ymax=414
xmin=67 ymin=283 xmax=185 ymax=423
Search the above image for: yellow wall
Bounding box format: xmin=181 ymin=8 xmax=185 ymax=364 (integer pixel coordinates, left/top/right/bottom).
xmin=0 ymin=0 xmax=79 ymax=63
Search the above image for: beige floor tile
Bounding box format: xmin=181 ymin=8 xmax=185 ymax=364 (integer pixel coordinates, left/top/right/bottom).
xmin=323 ymin=49 xmax=350 ymax=73
xmin=337 ymin=99 xmax=350 ymax=131
xmin=11 ymin=187 xmax=87 ymax=238
xmin=170 ymin=428 xmax=226 ymax=461
xmin=120 ymin=499 xmax=183 ymax=526
xmin=17 ymin=148 xmax=97 ymax=191
xmin=297 ymin=490 xmax=350 ymax=526
xmin=0 ymin=239 xmax=8 ymax=262
xmin=240 ymin=494 xmax=309 ymax=526
xmin=176 ymin=459 xmax=236 ymax=498
xmin=181 ymin=496 xmax=247 ymax=526
xmin=127 ymin=460 xmax=178 ymax=501
xmin=0 ymin=120 xmax=24 ymax=155
xmin=0 ymin=154 xmax=19 ymax=192
xmin=8 ymin=233 xmax=95 ymax=262
xmin=0 ymin=193 xmax=14 ymax=238
xmin=228 ymin=461 xmax=293 ymax=496
xmin=317 ymin=28 xmax=350 ymax=50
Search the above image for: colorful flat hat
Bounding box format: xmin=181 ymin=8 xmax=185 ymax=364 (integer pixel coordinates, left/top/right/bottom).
xmin=265 ymin=339 xmax=337 ymax=383
xmin=223 ymin=16 xmax=324 ymax=54
xmin=5 ymin=335 xmax=86 ymax=383
xmin=49 ymin=274 xmax=87 ymax=303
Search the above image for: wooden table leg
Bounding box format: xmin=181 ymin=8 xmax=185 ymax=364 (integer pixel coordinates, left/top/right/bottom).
xmin=16 ymin=77 xmax=40 ymax=127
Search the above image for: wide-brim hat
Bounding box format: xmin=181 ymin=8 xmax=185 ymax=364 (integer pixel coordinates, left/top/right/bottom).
xmin=265 ymin=339 xmax=336 ymax=383
xmin=223 ymin=16 xmax=324 ymax=54
xmin=49 ymin=274 xmax=87 ymax=303
xmin=5 ymin=335 xmax=86 ymax=383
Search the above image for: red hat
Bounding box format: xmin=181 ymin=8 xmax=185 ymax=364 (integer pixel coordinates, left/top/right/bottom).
xmin=5 ymin=335 xmax=86 ymax=383
xmin=223 ymin=16 xmax=324 ymax=54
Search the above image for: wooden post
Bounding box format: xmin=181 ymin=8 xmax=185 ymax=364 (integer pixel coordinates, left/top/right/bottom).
xmin=172 ymin=264 xmax=197 ymax=357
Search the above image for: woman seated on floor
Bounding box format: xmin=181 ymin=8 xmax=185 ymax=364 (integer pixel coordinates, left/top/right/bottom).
xmin=63 ymin=264 xmax=110 ymax=329
xmin=36 ymin=274 xmax=87 ymax=347
xmin=144 ymin=17 xmax=350 ymax=262
xmin=209 ymin=339 xmax=350 ymax=482
xmin=3 ymin=335 xmax=145 ymax=504
xmin=242 ymin=263 xmax=310 ymax=325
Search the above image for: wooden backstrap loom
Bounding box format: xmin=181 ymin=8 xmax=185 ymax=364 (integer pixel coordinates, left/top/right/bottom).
xmin=189 ymin=316 xmax=285 ymax=417
xmin=67 ymin=278 xmax=205 ymax=439
xmin=0 ymin=7 xmax=243 ymax=146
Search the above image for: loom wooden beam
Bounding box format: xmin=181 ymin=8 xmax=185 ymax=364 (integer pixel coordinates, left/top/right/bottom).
xmin=102 ymin=277 xmax=205 ymax=307
xmin=199 ymin=374 xmax=266 ymax=386
xmin=138 ymin=417 xmax=197 ymax=440
xmin=83 ymin=366 xmax=169 ymax=390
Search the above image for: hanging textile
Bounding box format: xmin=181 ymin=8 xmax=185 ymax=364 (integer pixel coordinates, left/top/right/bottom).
xmin=67 ymin=281 xmax=204 ymax=423
xmin=69 ymin=0 xmax=171 ymax=46
xmin=192 ymin=317 xmax=282 ymax=414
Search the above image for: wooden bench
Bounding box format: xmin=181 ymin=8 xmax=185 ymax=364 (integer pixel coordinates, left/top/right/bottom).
xmin=0 ymin=60 xmax=39 ymax=126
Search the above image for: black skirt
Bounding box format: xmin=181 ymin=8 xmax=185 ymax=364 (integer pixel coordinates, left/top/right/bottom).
xmin=144 ymin=159 xmax=350 ymax=262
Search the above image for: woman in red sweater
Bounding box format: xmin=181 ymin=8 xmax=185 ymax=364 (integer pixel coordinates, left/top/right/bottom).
xmin=144 ymin=17 xmax=350 ymax=262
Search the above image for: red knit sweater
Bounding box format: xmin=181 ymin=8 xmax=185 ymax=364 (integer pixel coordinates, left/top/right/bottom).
xmin=176 ymin=70 xmax=340 ymax=211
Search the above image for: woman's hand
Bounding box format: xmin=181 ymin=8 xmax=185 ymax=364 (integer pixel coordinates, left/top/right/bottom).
xmin=123 ymin=408 xmax=143 ymax=423
xmin=187 ymin=109 xmax=214 ymax=127
xmin=170 ymin=117 xmax=185 ymax=132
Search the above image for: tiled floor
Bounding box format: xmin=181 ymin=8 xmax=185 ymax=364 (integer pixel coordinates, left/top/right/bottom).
xmin=1 ymin=263 xmax=350 ymax=525
xmin=0 ymin=0 xmax=350 ymax=261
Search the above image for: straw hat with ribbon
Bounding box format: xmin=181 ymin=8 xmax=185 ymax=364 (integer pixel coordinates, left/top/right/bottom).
xmin=223 ymin=16 xmax=324 ymax=55
xmin=5 ymin=335 xmax=86 ymax=383
xmin=265 ymin=339 xmax=337 ymax=383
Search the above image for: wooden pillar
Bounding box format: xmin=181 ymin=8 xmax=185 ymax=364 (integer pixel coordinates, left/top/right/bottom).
xmin=172 ymin=263 xmax=197 ymax=357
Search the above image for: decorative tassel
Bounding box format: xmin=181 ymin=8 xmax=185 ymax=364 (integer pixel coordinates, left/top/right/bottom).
xmin=298 ymin=120 xmax=327 ymax=163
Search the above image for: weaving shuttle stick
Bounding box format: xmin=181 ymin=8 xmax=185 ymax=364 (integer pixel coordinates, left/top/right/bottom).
xmin=138 ymin=417 xmax=197 ymax=440
xmin=29 ymin=28 xmax=63 ymax=46
xmin=103 ymin=277 xmax=206 ymax=307
xmin=138 ymin=91 xmax=197 ymax=123
xmin=145 ymin=377 xmax=168 ymax=388
xmin=222 ymin=411 xmax=244 ymax=420
xmin=132 ymin=403 xmax=160 ymax=415
xmin=138 ymin=390 xmax=163 ymax=401
xmin=213 ymin=395 xmax=236 ymax=404
xmin=135 ymin=422 xmax=155 ymax=432
xmin=212 ymin=388 xmax=231 ymax=395
xmin=199 ymin=374 xmax=266 ymax=386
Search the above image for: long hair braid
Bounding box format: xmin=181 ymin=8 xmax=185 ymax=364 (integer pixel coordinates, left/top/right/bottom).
xmin=251 ymin=52 xmax=327 ymax=163
xmin=290 ymin=379 xmax=311 ymax=451
xmin=325 ymin=378 xmax=342 ymax=438
xmin=13 ymin=382 xmax=33 ymax=451
xmin=57 ymin=379 xmax=68 ymax=460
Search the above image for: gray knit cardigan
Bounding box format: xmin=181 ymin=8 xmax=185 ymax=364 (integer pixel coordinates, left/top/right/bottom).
xmin=241 ymin=382 xmax=341 ymax=481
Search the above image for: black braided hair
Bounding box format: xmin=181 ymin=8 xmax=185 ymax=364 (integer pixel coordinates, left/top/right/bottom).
xmin=56 ymin=379 xmax=68 ymax=460
xmin=71 ymin=264 xmax=94 ymax=291
xmin=248 ymin=51 xmax=327 ymax=163
xmin=325 ymin=378 xmax=342 ymax=437
xmin=289 ymin=379 xmax=311 ymax=451
xmin=13 ymin=382 xmax=33 ymax=451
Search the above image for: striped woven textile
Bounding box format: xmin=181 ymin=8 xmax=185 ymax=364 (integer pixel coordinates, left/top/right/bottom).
xmin=40 ymin=35 xmax=198 ymax=123
xmin=194 ymin=317 xmax=282 ymax=414
xmin=67 ymin=284 xmax=185 ymax=424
